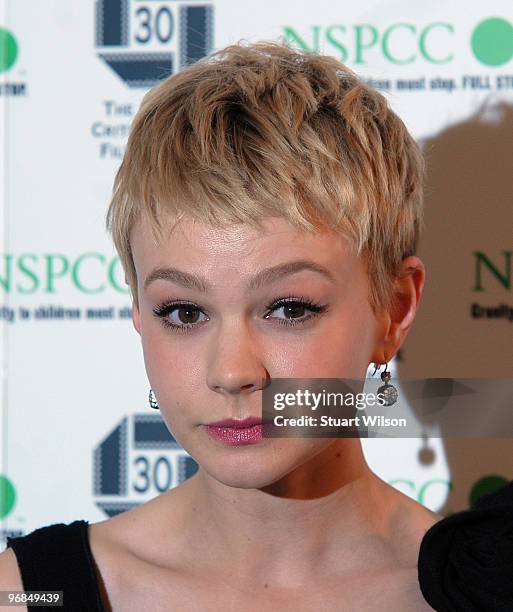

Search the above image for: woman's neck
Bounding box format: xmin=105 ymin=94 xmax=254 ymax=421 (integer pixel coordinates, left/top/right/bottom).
xmin=180 ymin=439 xmax=399 ymax=586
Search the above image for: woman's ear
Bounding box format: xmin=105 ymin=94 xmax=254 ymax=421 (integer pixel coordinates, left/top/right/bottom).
xmin=372 ymin=256 xmax=426 ymax=363
xmin=132 ymin=298 xmax=142 ymax=335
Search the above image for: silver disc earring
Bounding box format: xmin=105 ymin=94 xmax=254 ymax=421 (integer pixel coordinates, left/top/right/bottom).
xmin=376 ymin=362 xmax=398 ymax=406
xmin=148 ymin=388 xmax=159 ymax=410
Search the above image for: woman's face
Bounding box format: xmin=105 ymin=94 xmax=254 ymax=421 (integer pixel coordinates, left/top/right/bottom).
xmin=130 ymin=214 xmax=387 ymax=488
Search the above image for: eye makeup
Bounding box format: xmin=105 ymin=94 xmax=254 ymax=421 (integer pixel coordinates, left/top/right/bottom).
xmin=152 ymin=294 xmax=329 ymax=334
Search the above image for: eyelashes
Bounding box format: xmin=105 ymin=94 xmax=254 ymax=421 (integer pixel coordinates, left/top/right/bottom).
xmin=152 ymin=295 xmax=329 ymax=334
xmin=152 ymin=300 xmax=204 ymax=334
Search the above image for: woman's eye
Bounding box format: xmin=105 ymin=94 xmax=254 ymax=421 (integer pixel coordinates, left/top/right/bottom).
xmin=268 ymin=302 xmax=308 ymax=320
xmin=153 ymin=302 xmax=208 ymax=333
xmin=168 ymin=305 xmax=205 ymax=325
xmin=264 ymin=298 xmax=328 ymax=327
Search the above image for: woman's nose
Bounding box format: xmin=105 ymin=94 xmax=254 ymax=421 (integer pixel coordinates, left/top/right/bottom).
xmin=206 ymin=322 xmax=270 ymax=395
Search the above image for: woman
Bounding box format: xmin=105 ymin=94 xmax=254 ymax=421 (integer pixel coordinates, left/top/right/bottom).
xmin=1 ymin=40 xmax=511 ymax=612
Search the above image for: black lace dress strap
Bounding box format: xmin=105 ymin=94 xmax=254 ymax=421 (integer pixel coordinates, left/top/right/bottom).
xmin=418 ymin=479 xmax=513 ymax=611
xmin=6 ymin=519 xmax=104 ymax=612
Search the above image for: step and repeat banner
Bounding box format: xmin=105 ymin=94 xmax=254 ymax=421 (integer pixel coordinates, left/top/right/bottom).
xmin=0 ymin=0 xmax=512 ymax=543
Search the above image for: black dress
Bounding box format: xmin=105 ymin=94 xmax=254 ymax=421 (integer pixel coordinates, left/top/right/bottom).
xmin=6 ymin=520 xmax=104 ymax=612
xmin=7 ymin=480 xmax=513 ymax=611
xmin=417 ymin=478 xmax=513 ymax=611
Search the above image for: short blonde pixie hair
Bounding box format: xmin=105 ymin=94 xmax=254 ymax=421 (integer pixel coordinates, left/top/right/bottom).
xmin=106 ymin=40 xmax=425 ymax=316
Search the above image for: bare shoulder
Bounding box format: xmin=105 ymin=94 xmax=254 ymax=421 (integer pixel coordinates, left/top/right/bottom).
xmin=87 ymin=501 xmax=164 ymax=604
xmin=365 ymin=479 xmax=441 ymax=610
xmin=87 ymin=485 xmax=193 ymax=610
xmin=0 ymin=548 xmax=24 ymax=589
xmin=370 ymin=567 xmax=437 ymax=611
xmin=87 ymin=507 xmax=155 ymax=612
xmin=360 ymin=477 xmax=441 ymax=609
xmin=380 ymin=478 xmax=443 ymax=559
xmin=0 ymin=548 xmax=28 ymax=611
xmin=89 ymin=482 xmax=191 ymax=562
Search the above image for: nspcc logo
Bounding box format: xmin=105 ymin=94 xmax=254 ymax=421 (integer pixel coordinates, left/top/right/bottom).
xmin=284 ymin=16 xmax=513 ymax=67
xmin=95 ymin=0 xmax=214 ymax=87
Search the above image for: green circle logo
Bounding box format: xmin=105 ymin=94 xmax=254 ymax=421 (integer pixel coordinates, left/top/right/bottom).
xmin=0 ymin=28 xmax=18 ymax=73
xmin=471 ymin=18 xmax=513 ymax=66
xmin=469 ymin=474 xmax=508 ymax=507
xmin=0 ymin=475 xmax=16 ymax=518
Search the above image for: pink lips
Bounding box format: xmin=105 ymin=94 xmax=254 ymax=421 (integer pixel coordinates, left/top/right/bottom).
xmin=205 ymin=417 xmax=267 ymax=446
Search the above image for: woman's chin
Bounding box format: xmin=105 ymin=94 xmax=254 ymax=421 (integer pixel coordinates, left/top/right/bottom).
xmin=194 ymin=448 xmax=297 ymax=490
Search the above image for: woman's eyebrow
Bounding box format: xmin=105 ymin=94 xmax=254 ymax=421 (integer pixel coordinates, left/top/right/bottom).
xmin=143 ymin=259 xmax=336 ymax=292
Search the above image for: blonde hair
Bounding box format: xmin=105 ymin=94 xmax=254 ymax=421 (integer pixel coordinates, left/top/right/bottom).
xmin=106 ymin=39 xmax=425 ymax=315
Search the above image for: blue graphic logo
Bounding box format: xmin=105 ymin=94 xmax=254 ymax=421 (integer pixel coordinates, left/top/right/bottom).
xmin=93 ymin=413 xmax=198 ymax=517
xmin=95 ymin=0 xmax=215 ymax=87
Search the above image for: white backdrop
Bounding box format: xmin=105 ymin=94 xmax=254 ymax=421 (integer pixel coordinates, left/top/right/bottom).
xmin=1 ymin=0 xmax=512 ymax=543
